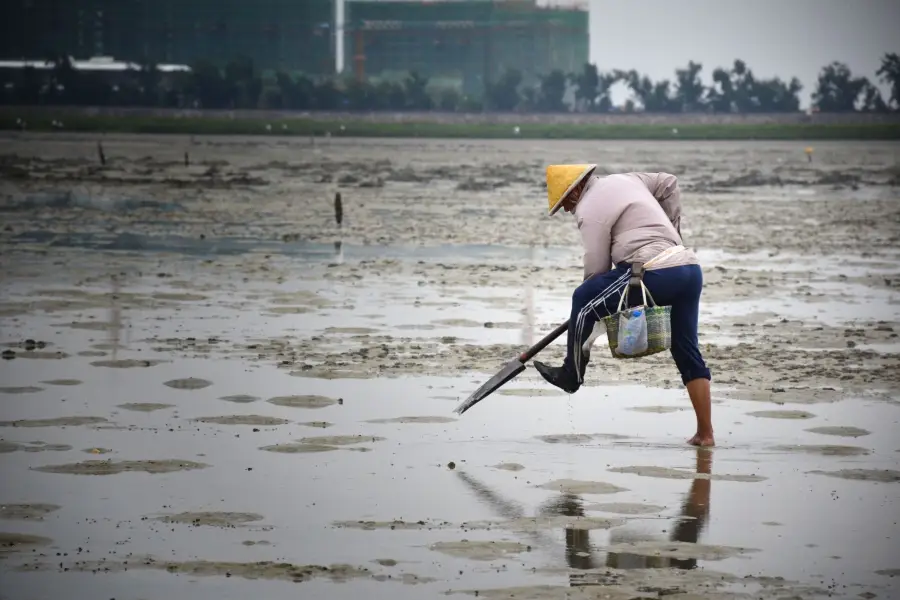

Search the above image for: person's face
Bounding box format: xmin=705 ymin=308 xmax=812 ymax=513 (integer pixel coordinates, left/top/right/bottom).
xmin=561 ymin=178 xmax=587 ymax=213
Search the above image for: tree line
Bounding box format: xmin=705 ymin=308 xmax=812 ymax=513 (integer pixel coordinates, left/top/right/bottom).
xmin=2 ymin=53 xmax=898 ymax=114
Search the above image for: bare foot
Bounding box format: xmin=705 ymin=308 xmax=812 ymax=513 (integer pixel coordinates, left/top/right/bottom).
xmin=688 ymin=433 xmax=715 ymax=447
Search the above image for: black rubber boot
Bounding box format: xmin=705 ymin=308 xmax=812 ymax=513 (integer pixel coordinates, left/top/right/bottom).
xmin=533 ymin=360 xmax=580 ymax=394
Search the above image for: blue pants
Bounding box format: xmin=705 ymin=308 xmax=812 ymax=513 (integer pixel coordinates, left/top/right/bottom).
xmin=565 ymin=263 xmax=711 ymax=386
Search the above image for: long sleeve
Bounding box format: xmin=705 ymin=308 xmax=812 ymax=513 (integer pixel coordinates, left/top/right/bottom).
xmin=577 ymin=215 xmax=612 ymax=280
xmin=632 ymin=172 xmax=682 ymax=236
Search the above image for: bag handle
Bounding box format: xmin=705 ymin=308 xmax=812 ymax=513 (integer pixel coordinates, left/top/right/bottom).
xmin=615 ymin=278 xmax=658 ymax=313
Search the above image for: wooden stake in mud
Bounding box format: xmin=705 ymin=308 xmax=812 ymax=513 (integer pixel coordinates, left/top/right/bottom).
xmin=186 ymin=135 xmax=195 ymax=166
xmin=97 ymin=141 xmax=106 ymax=166
xmin=334 ymin=192 xmax=343 ymax=227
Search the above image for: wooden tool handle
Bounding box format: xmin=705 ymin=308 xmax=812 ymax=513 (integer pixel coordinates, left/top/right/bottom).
xmin=519 ymin=320 xmax=570 ymax=362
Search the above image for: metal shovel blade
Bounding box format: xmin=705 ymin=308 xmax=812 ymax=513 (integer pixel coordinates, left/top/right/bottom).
xmin=453 ymin=358 xmax=526 ymax=415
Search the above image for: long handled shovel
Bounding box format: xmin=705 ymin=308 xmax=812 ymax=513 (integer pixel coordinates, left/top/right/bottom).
xmin=453 ymin=320 xmax=569 ymax=415
xmin=452 ymin=265 xmax=638 ymax=416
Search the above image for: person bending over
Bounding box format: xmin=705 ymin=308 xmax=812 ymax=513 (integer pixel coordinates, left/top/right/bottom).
xmin=533 ymin=164 xmax=714 ymax=447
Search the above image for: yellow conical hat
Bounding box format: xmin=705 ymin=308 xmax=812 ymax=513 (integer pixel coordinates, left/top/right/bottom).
xmin=546 ymin=164 xmax=597 ymax=215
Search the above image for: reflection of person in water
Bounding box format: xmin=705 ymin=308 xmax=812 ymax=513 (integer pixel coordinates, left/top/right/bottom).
xmin=537 ymin=493 xmax=594 ymax=570
xmin=454 ymin=447 xmax=712 ymax=574
xmin=605 ymin=447 xmax=713 ymax=570
xmin=667 ymin=448 xmax=712 ymax=569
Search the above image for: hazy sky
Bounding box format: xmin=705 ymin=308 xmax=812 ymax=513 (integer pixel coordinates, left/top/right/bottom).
xmin=338 ymin=0 xmax=900 ymax=107
xmin=589 ymin=0 xmax=900 ymax=107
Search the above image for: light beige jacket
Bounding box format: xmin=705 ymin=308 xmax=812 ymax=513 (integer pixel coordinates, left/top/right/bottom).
xmin=573 ymin=172 xmax=698 ymax=280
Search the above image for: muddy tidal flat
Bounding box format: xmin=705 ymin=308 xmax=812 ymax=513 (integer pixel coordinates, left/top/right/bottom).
xmin=1 ymin=133 xmax=899 ymax=600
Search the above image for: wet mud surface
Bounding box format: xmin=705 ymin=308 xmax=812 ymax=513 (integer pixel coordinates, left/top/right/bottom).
xmin=31 ymin=459 xmax=210 ymax=475
xmin=0 ymin=504 xmax=61 ymax=520
xmin=1 ymin=134 xmax=899 ymax=600
xmin=156 ymin=512 xmax=264 ymax=528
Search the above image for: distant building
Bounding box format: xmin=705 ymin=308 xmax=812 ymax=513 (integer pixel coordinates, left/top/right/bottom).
xmin=0 ymin=0 xmax=337 ymax=75
xmin=343 ymin=0 xmax=589 ymax=94
xmin=0 ymin=56 xmax=190 ymax=74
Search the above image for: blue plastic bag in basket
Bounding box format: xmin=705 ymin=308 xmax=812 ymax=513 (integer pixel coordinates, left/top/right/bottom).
xmin=618 ymin=307 xmax=649 ymax=356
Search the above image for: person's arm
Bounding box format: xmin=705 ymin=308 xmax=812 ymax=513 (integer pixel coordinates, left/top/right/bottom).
xmin=632 ymin=172 xmax=682 ymax=236
xmin=577 ymin=216 xmax=612 ymax=281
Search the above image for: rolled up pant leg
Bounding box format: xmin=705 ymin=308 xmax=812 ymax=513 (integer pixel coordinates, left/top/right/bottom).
xmin=640 ymin=264 xmax=711 ymax=385
xmin=666 ymin=265 xmax=711 ymax=385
